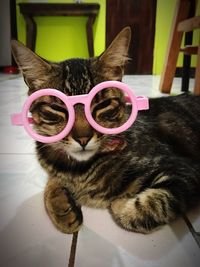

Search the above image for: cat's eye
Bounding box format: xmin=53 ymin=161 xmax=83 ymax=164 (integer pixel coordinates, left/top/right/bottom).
xmin=41 ymin=104 xmax=68 ymax=123
xmin=91 ymin=88 xmax=129 ymax=128
xmin=100 ymin=107 xmax=120 ymax=120
xmin=30 ymin=96 xmax=69 ymax=137
xmin=11 ymin=81 xmax=149 ymax=143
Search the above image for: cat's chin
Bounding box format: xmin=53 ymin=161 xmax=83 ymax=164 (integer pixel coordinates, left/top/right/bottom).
xmin=68 ymin=150 xmax=96 ymax=162
xmin=64 ymin=138 xmax=99 ymax=162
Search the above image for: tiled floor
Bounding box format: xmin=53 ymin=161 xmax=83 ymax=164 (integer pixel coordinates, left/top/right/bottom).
xmin=0 ymin=74 xmax=199 ymax=267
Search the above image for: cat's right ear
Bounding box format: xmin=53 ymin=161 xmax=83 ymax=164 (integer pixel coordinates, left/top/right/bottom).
xmin=11 ymin=40 xmax=52 ymax=93
xmin=94 ymin=27 xmax=131 ymax=82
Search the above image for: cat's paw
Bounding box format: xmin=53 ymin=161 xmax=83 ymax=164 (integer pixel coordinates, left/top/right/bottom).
xmin=45 ymin=187 xmax=83 ymax=234
xmin=109 ymin=196 xmax=164 ymax=234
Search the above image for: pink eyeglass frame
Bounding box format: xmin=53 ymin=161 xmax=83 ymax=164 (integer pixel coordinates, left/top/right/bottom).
xmin=11 ymin=81 xmax=149 ymax=143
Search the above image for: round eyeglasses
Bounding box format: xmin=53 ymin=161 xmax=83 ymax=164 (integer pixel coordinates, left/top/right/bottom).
xmin=11 ymin=81 xmax=149 ymax=143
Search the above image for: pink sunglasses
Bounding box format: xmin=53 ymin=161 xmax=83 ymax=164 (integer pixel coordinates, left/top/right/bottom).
xmin=11 ymin=81 xmax=149 ymax=143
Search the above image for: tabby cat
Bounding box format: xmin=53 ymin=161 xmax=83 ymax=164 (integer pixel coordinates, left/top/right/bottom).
xmin=11 ymin=27 xmax=200 ymax=234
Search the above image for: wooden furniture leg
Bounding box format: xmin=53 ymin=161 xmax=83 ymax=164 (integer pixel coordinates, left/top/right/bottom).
xmin=178 ymin=15 xmax=200 ymax=95
xmin=181 ymin=31 xmax=193 ymax=92
xmin=181 ymin=0 xmax=196 ymax=92
xmin=194 ymin=39 xmax=200 ymax=95
xmin=24 ymin=15 xmax=36 ymax=51
xmin=86 ymin=15 xmax=96 ymax=57
xmin=159 ymin=0 xmax=191 ymax=93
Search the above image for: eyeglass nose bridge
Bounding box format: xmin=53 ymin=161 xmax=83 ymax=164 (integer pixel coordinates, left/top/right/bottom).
xmin=68 ymin=94 xmax=89 ymax=106
xmin=67 ymin=94 xmax=96 ymax=133
xmin=66 ymin=95 xmax=92 ymax=127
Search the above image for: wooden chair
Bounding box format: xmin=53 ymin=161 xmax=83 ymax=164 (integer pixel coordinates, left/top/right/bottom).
xmin=159 ymin=0 xmax=200 ymax=95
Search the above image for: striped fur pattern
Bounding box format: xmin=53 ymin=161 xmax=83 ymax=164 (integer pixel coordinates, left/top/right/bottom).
xmin=11 ymin=27 xmax=200 ymax=234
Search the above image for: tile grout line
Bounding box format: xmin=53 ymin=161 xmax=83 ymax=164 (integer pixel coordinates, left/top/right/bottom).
xmin=182 ymin=214 xmax=200 ymax=248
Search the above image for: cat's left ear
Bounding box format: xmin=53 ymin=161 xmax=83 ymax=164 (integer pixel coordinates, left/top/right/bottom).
xmin=11 ymin=40 xmax=60 ymax=94
xmin=94 ymin=26 xmax=131 ymax=81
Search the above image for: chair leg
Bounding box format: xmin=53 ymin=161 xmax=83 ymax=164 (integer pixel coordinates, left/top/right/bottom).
xmin=181 ymin=32 xmax=193 ymax=92
xmin=194 ymin=42 xmax=200 ymax=95
xmin=181 ymin=0 xmax=196 ymax=92
xmin=159 ymin=0 xmax=191 ymax=94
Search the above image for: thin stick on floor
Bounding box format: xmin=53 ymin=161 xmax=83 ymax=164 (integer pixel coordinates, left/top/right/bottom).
xmin=68 ymin=232 xmax=79 ymax=267
xmin=182 ymin=214 xmax=200 ymax=248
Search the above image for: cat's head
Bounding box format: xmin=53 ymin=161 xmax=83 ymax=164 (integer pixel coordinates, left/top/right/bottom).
xmin=11 ymin=27 xmax=131 ymax=162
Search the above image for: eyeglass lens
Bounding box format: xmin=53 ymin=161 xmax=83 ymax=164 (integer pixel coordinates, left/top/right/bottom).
xmin=29 ymin=95 xmax=69 ymax=137
xmin=90 ymin=87 xmax=133 ymax=129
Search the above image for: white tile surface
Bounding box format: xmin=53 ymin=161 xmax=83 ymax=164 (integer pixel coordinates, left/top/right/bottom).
xmin=0 ymin=191 xmax=72 ymax=267
xmin=0 ymin=74 xmax=199 ymax=267
xmin=123 ymin=74 xmax=195 ymax=96
xmin=186 ymin=206 xmax=200 ymax=233
xmin=82 ymin=208 xmax=200 ymax=267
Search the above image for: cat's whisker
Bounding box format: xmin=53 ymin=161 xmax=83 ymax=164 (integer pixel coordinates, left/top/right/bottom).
xmin=36 ymin=143 xmax=51 ymax=151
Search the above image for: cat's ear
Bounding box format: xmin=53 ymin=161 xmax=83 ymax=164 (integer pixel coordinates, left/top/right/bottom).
xmin=11 ymin=40 xmax=55 ymax=93
xmin=96 ymin=27 xmax=131 ymax=81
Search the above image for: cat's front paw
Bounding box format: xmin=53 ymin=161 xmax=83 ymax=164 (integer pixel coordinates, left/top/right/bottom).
xmin=45 ymin=187 xmax=83 ymax=234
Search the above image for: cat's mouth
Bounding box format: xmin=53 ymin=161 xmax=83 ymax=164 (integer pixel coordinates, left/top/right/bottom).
xmin=68 ymin=148 xmax=96 ymax=161
xmin=66 ymin=139 xmax=99 ymax=162
xmin=79 ymin=148 xmax=93 ymax=152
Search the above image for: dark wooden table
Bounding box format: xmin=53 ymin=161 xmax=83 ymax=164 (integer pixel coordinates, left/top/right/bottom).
xmin=19 ymin=3 xmax=100 ymax=57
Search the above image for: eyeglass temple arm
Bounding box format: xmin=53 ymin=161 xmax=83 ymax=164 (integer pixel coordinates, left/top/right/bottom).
xmin=125 ymin=96 xmax=149 ymax=110
xmin=11 ymin=113 xmax=33 ymax=125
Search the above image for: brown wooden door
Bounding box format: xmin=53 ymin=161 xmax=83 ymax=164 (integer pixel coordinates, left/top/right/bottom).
xmin=106 ymin=0 xmax=157 ymax=74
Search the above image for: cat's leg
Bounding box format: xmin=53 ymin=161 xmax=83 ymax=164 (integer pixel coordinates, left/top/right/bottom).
xmin=44 ymin=178 xmax=83 ymax=234
xmin=109 ymin=188 xmax=178 ymax=233
xmin=110 ymin=160 xmax=200 ymax=233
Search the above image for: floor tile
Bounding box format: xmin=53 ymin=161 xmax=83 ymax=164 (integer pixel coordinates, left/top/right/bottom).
xmin=82 ymin=207 xmax=200 ymax=267
xmin=0 ymin=191 xmax=72 ymax=267
xmin=186 ymin=206 xmax=200 ymax=233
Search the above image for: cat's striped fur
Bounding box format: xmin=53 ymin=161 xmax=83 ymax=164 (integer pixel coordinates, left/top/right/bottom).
xmin=11 ymin=27 xmax=200 ymax=234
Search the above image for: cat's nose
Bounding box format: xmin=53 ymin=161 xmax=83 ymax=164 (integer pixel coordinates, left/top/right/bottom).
xmin=75 ymin=136 xmax=91 ymax=148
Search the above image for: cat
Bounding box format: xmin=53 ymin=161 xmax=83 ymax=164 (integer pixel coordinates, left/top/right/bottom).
xmin=11 ymin=27 xmax=200 ymax=234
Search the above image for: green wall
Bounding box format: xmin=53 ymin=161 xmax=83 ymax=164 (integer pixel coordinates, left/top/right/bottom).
xmin=16 ymin=0 xmax=200 ymax=74
xmin=16 ymin=0 xmax=105 ymax=60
